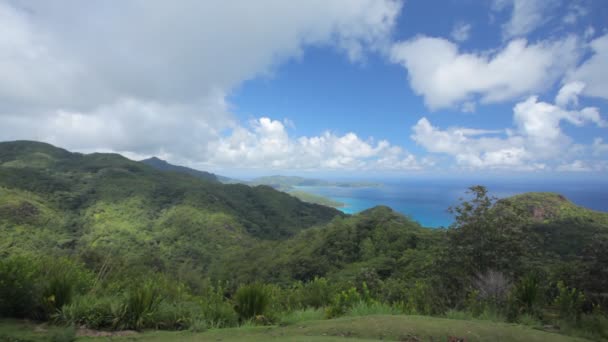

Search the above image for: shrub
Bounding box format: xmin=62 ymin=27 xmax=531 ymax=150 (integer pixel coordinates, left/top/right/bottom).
xmin=325 ymin=287 xmax=362 ymax=318
xmin=233 ymin=283 xmax=271 ymax=322
xmin=117 ymin=280 xmax=165 ymax=330
xmin=507 ymin=275 xmax=543 ymax=320
xmin=150 ymin=300 xmax=201 ymax=330
xmin=54 ymin=295 xmax=115 ymax=329
xmin=200 ymin=284 xmax=238 ymax=328
xmin=37 ymin=257 xmax=94 ymax=320
xmin=188 ymin=317 xmax=208 ymax=332
xmin=472 ymin=270 xmax=511 ymax=307
xmin=401 ymin=280 xmax=436 ymax=315
xmin=554 ymin=281 xmax=585 ymax=322
xmin=0 ymin=255 xmax=38 ymax=317
xmin=300 ymin=277 xmax=333 ymax=309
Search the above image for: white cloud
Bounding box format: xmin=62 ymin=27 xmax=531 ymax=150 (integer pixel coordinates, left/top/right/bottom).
xmin=411 ymin=83 xmax=606 ymax=170
xmin=496 ymin=0 xmax=552 ymax=39
xmin=556 ymin=160 xmax=592 ymax=172
xmin=563 ymin=3 xmax=589 ymax=25
xmin=593 ymin=138 xmax=608 ymax=156
xmin=567 ymin=33 xmax=608 ymax=100
xmin=390 ymin=35 xmax=580 ymax=110
xmin=0 ymin=0 xmax=402 ymax=165
xmin=205 ymin=117 xmax=422 ymax=171
xmin=583 ymin=26 xmax=595 ymax=39
xmin=555 ymin=81 xmax=585 ymax=107
xmin=450 ymin=22 xmax=471 ymax=42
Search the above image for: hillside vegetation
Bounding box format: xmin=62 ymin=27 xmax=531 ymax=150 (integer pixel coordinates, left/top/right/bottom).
xmin=1 ymin=142 xmax=607 ymax=341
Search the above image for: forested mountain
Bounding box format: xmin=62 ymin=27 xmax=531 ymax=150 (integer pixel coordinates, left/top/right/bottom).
xmin=0 ymin=141 xmax=342 ymax=265
xmin=1 ymin=141 xmax=607 ymax=340
xmin=140 ymin=156 xmax=219 ymax=183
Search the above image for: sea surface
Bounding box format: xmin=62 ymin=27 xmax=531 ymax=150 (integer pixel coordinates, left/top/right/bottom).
xmin=296 ymin=178 xmax=608 ymax=228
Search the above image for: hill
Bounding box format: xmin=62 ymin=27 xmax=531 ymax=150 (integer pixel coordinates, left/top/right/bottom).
xmin=0 ymin=141 xmax=343 ymax=273
xmin=1 ymin=141 xmax=607 ymax=341
xmin=139 ymin=159 xmax=345 ymax=208
xmin=140 ymin=157 xmax=219 ymax=182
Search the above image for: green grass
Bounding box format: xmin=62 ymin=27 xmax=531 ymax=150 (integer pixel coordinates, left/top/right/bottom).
xmin=1 ymin=315 xmax=592 ymax=341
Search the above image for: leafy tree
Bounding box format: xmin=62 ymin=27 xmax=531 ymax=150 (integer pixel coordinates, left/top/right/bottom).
xmin=447 ymin=185 xmax=526 ymax=276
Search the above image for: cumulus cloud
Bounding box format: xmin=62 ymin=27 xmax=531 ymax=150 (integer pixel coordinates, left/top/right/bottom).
xmin=0 ymin=0 xmax=402 ymax=169
xmin=450 ymin=22 xmax=471 ymax=42
xmin=556 ymin=160 xmax=591 ymax=172
xmin=567 ymin=33 xmax=608 ymax=100
xmin=493 ymin=0 xmax=552 ymax=39
xmin=390 ymin=35 xmax=580 ymax=110
xmin=563 ymin=2 xmax=589 ymax=25
xmin=204 ymin=117 xmax=422 ymax=171
xmin=593 ymin=138 xmax=608 ymax=156
xmin=411 ymin=82 xmax=606 ymax=170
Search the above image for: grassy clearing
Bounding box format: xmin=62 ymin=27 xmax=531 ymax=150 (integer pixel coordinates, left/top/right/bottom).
xmin=1 ymin=315 xmax=592 ymax=342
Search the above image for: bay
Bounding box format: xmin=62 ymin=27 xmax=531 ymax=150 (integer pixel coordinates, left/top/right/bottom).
xmin=296 ymin=178 xmax=608 ymax=228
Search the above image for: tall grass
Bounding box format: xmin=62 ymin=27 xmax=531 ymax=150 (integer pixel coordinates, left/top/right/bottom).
xmin=233 ymin=283 xmax=270 ymax=321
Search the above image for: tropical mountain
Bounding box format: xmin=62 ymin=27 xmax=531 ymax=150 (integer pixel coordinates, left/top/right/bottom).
xmin=140 ymin=157 xmax=219 ymax=182
xmin=1 ymin=141 xmax=607 ymax=341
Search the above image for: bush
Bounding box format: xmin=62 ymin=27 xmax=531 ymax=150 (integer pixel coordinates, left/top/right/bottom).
xmin=401 ymin=280 xmax=436 ymax=315
xmin=507 ymin=275 xmax=543 ymax=320
xmin=325 ymin=287 xmax=362 ymax=318
xmin=39 ymin=259 xmax=93 ymax=319
xmin=233 ymin=283 xmax=271 ymax=322
xmin=200 ymin=284 xmax=238 ymax=328
xmin=54 ymin=295 xmax=115 ymax=329
xmin=300 ymin=277 xmax=333 ymax=309
xmin=0 ymin=255 xmax=39 ymax=317
xmin=150 ymin=300 xmax=202 ymax=330
xmin=554 ymin=281 xmax=585 ymax=322
xmin=116 ymin=280 xmax=165 ymax=330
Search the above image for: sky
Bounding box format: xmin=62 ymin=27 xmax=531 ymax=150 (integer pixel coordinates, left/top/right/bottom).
xmin=0 ymin=0 xmax=607 ymax=178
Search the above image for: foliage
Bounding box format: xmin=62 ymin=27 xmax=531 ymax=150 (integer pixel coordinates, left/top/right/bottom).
xmin=508 ymin=274 xmax=544 ymax=320
xmin=233 ymin=283 xmax=271 ymax=322
xmin=326 ymin=287 xmax=364 ymax=318
xmin=1 ymin=141 xmax=608 ymax=340
xmin=0 ymin=255 xmax=39 ymax=318
xmin=554 ymin=281 xmax=585 ymax=322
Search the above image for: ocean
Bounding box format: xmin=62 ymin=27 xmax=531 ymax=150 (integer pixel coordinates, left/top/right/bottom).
xmin=296 ymin=178 xmax=608 ymax=228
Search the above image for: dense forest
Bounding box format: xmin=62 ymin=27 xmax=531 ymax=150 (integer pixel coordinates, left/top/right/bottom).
xmin=1 ymin=141 xmax=607 ymax=340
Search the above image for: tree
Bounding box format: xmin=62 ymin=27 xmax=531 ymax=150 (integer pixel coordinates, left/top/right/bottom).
xmin=446 ymin=186 xmax=526 ymax=279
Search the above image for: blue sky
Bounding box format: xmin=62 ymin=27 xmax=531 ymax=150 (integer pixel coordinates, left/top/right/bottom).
xmin=0 ymin=0 xmax=607 ymax=177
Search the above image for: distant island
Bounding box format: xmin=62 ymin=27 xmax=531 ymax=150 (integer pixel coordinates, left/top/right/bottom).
xmin=140 ymin=158 xmax=364 ymax=208
xmin=247 ymin=175 xmax=382 ymax=190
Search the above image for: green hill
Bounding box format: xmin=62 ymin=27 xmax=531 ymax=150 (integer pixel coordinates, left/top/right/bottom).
xmin=1 ymin=141 xmax=607 ymax=341
xmin=140 ymin=157 xmax=219 ymax=182
xmin=0 ymin=141 xmax=343 ymax=272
